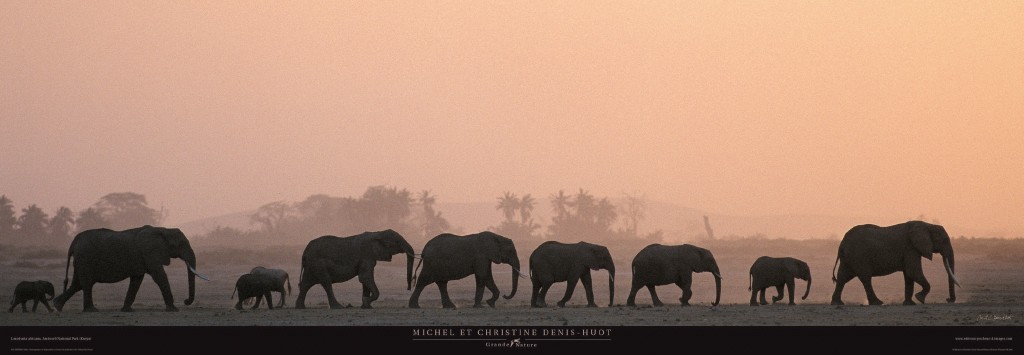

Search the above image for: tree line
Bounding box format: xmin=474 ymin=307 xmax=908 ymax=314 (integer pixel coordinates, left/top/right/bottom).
xmin=0 ymin=193 xmax=164 ymax=246
xmin=1 ymin=187 xmax=663 ymax=248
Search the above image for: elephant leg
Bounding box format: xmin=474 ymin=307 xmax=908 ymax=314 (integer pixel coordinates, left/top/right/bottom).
xmin=358 ymin=269 xmax=380 ymax=309
xmin=472 ymin=274 xmax=487 ymax=308
xmin=121 ymin=275 xmax=144 ymax=312
xmin=786 ymin=279 xmax=796 ymax=305
xmin=772 ymin=284 xmax=784 ymax=303
xmin=532 ymin=280 xmax=548 ymax=308
xmin=321 ymin=281 xmax=345 ymax=309
xmin=41 ymin=299 xmax=53 ymax=313
xmin=626 ymin=281 xmax=642 ymax=307
xmin=265 ymin=292 xmax=274 ymax=310
xmin=750 ymin=289 xmax=759 ymax=306
xmin=905 ymin=263 xmax=931 ymax=304
xmin=580 ymin=271 xmax=596 ymax=308
xmin=830 ymin=265 xmax=855 ymax=306
xmin=8 ymin=300 xmax=16 ymax=313
xmin=80 ymin=277 xmax=99 ymax=313
xmin=483 ymin=276 xmax=501 ymax=308
xmin=912 ymin=273 xmax=930 ymax=305
xmin=903 ymin=274 xmax=916 ymax=305
xmin=21 ymin=301 xmax=28 ymax=312
xmin=648 ymin=285 xmax=664 ymax=307
xmin=539 ymin=284 xmax=552 ymax=307
xmin=251 ymin=294 xmax=263 ymax=310
xmin=558 ymin=276 xmax=580 ymax=308
xmin=294 ymin=277 xmax=315 ymax=309
xmin=234 ymin=297 xmax=244 ymax=310
xmin=408 ymin=279 xmax=429 ymax=309
xmin=277 ymin=291 xmax=286 ymax=308
xmin=759 ymin=289 xmax=769 ymax=305
xmin=149 ymin=269 xmax=179 ymax=312
xmin=858 ymin=276 xmax=884 ymax=305
xmin=676 ymin=276 xmax=693 ymax=306
xmin=438 ymin=281 xmax=456 ymax=309
xmin=32 ymin=300 xmax=39 ymax=312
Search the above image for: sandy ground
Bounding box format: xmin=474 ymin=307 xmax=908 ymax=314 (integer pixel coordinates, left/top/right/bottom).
xmin=2 ymin=247 xmax=1021 ymax=327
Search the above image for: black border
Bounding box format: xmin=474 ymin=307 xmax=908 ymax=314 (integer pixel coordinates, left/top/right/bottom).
xmin=1 ymin=326 xmax=1017 ymax=353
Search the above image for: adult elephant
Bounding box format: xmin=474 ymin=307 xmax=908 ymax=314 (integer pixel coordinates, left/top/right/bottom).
xmin=831 ymin=221 xmax=961 ymax=306
xmin=408 ymin=231 xmax=521 ymax=309
xmin=52 ymin=226 xmax=207 ymax=312
xmin=748 ymin=256 xmax=811 ymax=306
xmin=294 ymin=229 xmax=415 ymax=309
xmin=529 ymin=241 xmax=615 ymax=308
xmin=626 ymin=244 xmax=721 ymax=307
xmin=243 ymin=267 xmax=290 ymax=308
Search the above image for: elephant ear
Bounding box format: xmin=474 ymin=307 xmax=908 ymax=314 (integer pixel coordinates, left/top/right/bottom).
xmin=484 ymin=235 xmax=502 ymax=264
xmin=138 ymin=226 xmax=173 ymax=265
xmin=371 ymin=237 xmax=393 ymax=261
xmin=909 ymin=224 xmax=934 ymax=260
xmin=783 ymin=259 xmax=800 ymax=277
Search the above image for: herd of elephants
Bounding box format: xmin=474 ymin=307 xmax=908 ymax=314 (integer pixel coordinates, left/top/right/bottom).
xmin=8 ymin=220 xmax=960 ymax=313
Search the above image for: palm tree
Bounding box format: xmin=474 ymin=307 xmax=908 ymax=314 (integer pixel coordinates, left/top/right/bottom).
xmin=497 ymin=192 xmax=519 ymax=222
xmin=549 ymin=190 xmax=569 ymax=220
xmin=49 ymin=206 xmax=75 ymax=241
xmin=519 ymin=194 xmax=535 ymax=224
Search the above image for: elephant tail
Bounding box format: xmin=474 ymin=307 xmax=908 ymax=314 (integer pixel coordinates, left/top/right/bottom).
xmin=411 ymin=257 xmax=424 ymax=288
xmin=831 ymin=254 xmax=840 ymax=283
xmin=231 ymin=285 xmax=237 ymax=300
xmin=62 ymin=247 xmax=73 ymax=293
xmin=287 ymin=275 xmax=292 ymax=295
xmin=748 ymin=272 xmax=752 ymax=292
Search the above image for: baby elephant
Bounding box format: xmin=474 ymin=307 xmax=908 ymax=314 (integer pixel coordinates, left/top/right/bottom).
xmin=9 ymin=280 xmax=56 ymax=313
xmin=749 ymin=256 xmax=811 ymax=306
xmin=231 ymin=274 xmax=277 ymax=310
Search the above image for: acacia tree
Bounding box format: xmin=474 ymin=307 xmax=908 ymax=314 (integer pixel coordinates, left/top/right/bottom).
xmin=250 ymin=201 xmax=293 ymax=234
xmin=87 ymin=192 xmax=163 ymax=230
xmin=75 ymin=207 xmax=107 ymax=233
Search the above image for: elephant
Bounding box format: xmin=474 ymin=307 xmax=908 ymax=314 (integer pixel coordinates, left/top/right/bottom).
xmin=232 ymin=273 xmax=277 ymax=310
xmin=529 ymin=241 xmax=615 ymax=308
xmin=241 ymin=267 xmax=291 ymax=308
xmin=748 ymin=256 xmax=811 ymax=306
xmin=294 ymin=229 xmax=415 ymax=309
xmin=830 ymin=221 xmax=960 ymax=306
xmin=52 ymin=225 xmax=208 ymax=312
xmin=408 ymin=231 xmax=521 ymax=309
xmin=626 ymin=244 xmax=722 ymax=307
xmin=9 ymin=280 xmax=55 ymax=313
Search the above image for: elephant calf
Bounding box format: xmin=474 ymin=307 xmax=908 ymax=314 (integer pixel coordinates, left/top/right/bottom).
xmin=232 ymin=274 xmax=277 ymax=310
xmin=9 ymin=280 xmax=56 ymax=313
xmin=748 ymin=256 xmax=811 ymax=306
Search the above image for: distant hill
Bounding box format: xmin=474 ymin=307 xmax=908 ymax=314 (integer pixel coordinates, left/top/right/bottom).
xmin=176 ymin=201 xmax=1000 ymax=241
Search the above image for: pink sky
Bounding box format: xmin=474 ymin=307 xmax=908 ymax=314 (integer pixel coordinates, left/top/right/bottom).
xmin=2 ymin=2 xmax=1022 ymax=235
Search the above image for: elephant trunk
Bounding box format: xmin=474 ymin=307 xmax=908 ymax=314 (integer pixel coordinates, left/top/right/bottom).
xmin=403 ymin=241 xmax=415 ymax=291
xmin=802 ymin=274 xmax=811 ymax=300
xmin=607 ymin=265 xmax=615 ymax=307
xmin=183 ymin=248 xmax=197 ymax=306
xmin=943 ymin=251 xmax=958 ymax=303
xmin=503 ymin=257 xmax=520 ymax=300
xmin=713 ymin=274 xmax=721 ymax=307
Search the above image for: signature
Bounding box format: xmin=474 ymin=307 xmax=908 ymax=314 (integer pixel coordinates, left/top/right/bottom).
xmin=977 ymin=314 xmax=1013 ymax=321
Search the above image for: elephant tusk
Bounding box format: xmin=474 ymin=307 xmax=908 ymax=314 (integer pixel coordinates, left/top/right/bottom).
xmin=512 ymin=267 xmax=530 ymax=280
xmin=712 ymin=271 xmax=723 ymax=280
xmin=943 ymin=259 xmax=961 ymax=288
xmin=188 ymin=265 xmax=211 ymax=281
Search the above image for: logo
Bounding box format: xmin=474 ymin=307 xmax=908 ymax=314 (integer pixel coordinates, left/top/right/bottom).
xmin=484 ymin=338 xmax=538 ymax=349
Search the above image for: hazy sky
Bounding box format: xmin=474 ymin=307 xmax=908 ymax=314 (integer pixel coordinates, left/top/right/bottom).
xmin=2 ymin=2 xmax=1022 ymax=235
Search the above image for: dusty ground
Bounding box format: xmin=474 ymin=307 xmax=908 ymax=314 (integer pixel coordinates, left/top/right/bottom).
xmin=2 ymin=240 xmax=1022 ymax=327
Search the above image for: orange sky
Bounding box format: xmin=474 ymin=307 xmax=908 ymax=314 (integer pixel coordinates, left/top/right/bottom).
xmin=1 ymin=2 xmax=1022 ymax=235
